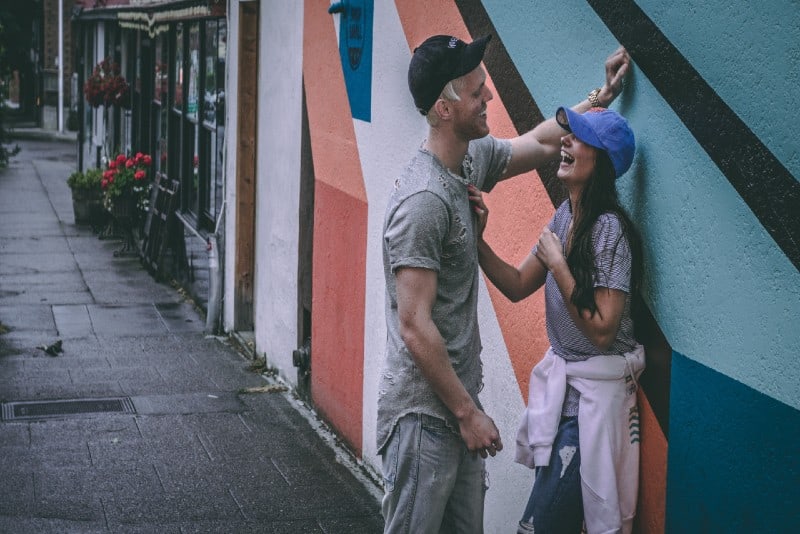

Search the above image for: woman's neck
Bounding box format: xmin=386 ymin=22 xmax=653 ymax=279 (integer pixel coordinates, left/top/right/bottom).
xmin=568 ymin=185 xmax=584 ymax=223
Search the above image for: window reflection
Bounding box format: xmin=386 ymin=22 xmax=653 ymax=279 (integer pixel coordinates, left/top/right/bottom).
xmin=174 ymin=23 xmax=183 ymax=110
xmin=187 ymin=23 xmax=200 ymax=121
xmin=203 ymin=20 xmax=217 ymax=127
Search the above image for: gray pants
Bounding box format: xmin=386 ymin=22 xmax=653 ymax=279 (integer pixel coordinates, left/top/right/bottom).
xmin=381 ymin=413 xmax=487 ymax=534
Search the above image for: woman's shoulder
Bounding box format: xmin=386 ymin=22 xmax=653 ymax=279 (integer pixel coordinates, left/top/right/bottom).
xmin=554 ymin=199 xmax=572 ymax=218
xmin=594 ymin=211 xmax=623 ymax=231
xmin=591 ymin=211 xmax=628 ymax=246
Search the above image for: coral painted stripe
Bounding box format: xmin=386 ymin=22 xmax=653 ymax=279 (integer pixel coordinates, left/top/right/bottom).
xmin=636 ymin=389 xmax=667 ymax=533
xmin=394 ymin=0 xmax=552 ymax=396
xmin=303 ymin=0 xmax=367 ymax=454
xmin=303 ymin=1 xmax=367 ymax=203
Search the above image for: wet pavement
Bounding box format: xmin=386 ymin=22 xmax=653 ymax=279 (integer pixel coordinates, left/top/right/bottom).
xmin=0 ymin=136 xmax=383 ymax=533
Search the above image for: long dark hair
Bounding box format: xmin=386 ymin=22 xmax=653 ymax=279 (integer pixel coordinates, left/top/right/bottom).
xmin=566 ymin=150 xmax=642 ymax=317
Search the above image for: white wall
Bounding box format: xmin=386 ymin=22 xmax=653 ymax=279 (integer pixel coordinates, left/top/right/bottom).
xmin=352 ymin=0 xmax=422 ymax=471
xmin=350 ymin=5 xmax=532 ymax=531
xmin=252 ymin=2 xmax=305 ymax=381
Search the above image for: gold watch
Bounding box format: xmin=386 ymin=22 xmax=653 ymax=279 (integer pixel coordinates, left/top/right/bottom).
xmin=588 ymin=88 xmax=603 ymax=108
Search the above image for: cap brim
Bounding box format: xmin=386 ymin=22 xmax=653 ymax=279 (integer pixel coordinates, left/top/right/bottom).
xmin=453 ymin=34 xmax=491 ymax=79
xmin=556 ymin=106 xmax=604 ymax=152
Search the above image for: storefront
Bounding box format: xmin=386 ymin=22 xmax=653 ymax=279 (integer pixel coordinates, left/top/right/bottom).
xmin=74 ymin=0 xmax=226 ymax=308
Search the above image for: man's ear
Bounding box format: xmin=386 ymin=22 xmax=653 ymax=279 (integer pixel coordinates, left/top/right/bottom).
xmin=432 ymin=98 xmax=451 ymax=121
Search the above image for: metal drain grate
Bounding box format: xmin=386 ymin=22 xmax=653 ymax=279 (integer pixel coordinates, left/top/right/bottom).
xmin=1 ymin=397 xmax=136 ymax=421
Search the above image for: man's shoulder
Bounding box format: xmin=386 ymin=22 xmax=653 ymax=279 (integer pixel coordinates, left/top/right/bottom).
xmin=391 ymin=153 xmax=449 ymax=204
xmin=468 ymin=135 xmax=511 ymax=159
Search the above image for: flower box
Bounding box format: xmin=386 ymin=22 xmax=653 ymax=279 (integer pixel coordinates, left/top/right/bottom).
xmin=67 ymin=168 xmax=105 ymax=227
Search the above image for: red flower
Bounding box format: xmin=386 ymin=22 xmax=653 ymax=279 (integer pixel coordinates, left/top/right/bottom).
xmin=101 ymin=151 xmax=153 ymax=217
xmin=83 ymin=58 xmax=130 ymax=109
xmin=101 ymin=179 xmax=108 ymax=189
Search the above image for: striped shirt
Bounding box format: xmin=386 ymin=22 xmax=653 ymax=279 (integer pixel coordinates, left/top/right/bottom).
xmin=534 ymin=200 xmax=636 ymax=416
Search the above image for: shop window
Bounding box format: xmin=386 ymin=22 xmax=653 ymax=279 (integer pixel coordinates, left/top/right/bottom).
xmin=152 ymin=32 xmax=168 ymax=176
xmin=212 ymin=19 xmax=226 ymax=223
xmin=173 ymin=23 xmax=184 ymax=111
xmin=169 ymin=23 xmax=184 ymax=192
xmin=154 ymin=18 xmax=226 ymax=232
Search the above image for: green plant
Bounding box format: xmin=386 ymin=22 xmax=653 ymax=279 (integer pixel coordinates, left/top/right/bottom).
xmin=67 ymin=168 xmax=103 ymax=191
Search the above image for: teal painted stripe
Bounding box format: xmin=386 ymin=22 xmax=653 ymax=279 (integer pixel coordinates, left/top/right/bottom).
xmin=636 ymin=0 xmax=800 ymax=182
xmin=587 ymin=0 xmax=800 ymax=271
xmin=482 ymin=0 xmax=800 ymax=409
xmin=667 ymin=352 xmax=800 ymax=532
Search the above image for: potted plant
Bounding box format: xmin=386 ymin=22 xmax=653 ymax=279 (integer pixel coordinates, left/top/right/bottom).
xmin=67 ymin=167 xmax=104 ymax=226
xmin=101 ymin=152 xmax=153 ymax=256
xmin=101 ymin=152 xmax=153 ymax=228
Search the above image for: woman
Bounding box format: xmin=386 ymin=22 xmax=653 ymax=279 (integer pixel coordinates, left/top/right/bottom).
xmin=468 ymin=106 xmax=643 ymax=534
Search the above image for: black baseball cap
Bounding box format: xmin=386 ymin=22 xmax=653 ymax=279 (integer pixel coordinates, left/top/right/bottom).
xmin=408 ymin=34 xmax=492 ymax=115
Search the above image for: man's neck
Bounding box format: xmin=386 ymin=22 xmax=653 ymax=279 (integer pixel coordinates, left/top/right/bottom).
xmin=424 ymin=129 xmax=469 ymax=175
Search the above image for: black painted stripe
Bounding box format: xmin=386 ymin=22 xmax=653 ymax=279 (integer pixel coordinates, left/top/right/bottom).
xmin=588 ymin=0 xmax=800 ymax=272
xmin=454 ymin=0 xmax=567 ymax=208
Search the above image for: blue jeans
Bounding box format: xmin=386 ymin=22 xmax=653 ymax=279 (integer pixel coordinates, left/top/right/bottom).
xmin=518 ymin=416 xmax=583 ymax=534
xmin=381 ymin=413 xmax=487 ymax=534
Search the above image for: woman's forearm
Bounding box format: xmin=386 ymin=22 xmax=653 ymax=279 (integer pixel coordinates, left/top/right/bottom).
xmin=478 ymin=239 xmax=529 ymax=302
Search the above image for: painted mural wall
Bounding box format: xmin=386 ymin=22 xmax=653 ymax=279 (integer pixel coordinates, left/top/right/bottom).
xmin=235 ymin=1 xmax=799 ymax=532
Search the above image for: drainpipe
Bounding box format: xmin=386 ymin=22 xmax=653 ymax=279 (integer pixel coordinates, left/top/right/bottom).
xmin=58 ymin=0 xmax=64 ymax=132
xmin=204 ymin=202 xmax=225 ymax=334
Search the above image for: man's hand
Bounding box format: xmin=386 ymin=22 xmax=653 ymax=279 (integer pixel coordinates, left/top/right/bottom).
xmin=458 ymin=406 xmax=503 ymax=459
xmin=599 ymin=46 xmax=630 ymax=107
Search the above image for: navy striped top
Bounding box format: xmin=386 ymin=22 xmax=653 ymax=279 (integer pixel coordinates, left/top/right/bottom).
xmin=533 ymin=200 xmax=636 ymax=416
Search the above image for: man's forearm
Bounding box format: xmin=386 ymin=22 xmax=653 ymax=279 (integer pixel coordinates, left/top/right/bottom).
xmin=400 ymin=320 xmax=478 ymax=421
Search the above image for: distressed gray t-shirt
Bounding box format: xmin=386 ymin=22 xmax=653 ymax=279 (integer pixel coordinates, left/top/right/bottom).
xmin=534 ymin=199 xmax=636 ymax=416
xmin=378 ymin=135 xmax=512 ymax=452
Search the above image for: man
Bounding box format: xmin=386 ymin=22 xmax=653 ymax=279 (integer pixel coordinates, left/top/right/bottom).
xmin=379 ymin=34 xmax=630 ymax=533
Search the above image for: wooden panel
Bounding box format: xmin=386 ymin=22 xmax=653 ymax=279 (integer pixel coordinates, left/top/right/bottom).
xmin=234 ymin=1 xmax=258 ymax=330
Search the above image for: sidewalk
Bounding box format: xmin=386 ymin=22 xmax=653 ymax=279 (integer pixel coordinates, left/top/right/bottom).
xmin=0 ymin=136 xmax=383 ymax=533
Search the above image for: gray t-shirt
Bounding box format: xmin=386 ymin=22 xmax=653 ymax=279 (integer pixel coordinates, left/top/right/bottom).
xmin=534 ymin=199 xmax=636 ymax=415
xmin=378 ymin=135 xmax=512 ymax=452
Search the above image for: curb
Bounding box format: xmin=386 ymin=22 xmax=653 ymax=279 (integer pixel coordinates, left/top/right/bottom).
xmin=7 ymin=129 xmax=78 ymax=144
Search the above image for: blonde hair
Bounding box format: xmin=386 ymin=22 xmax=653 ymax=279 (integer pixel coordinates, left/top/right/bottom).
xmin=426 ymin=79 xmax=462 ymax=126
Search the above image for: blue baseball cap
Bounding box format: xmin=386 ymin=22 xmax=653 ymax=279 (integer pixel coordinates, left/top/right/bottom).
xmin=556 ymin=106 xmax=635 ymax=178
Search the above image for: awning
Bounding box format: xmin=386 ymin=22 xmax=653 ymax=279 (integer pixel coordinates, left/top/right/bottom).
xmin=75 ymin=0 xmax=226 ymax=35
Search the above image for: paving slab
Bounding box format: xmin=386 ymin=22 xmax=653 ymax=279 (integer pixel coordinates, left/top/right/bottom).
xmin=0 ymin=136 xmax=384 ymax=533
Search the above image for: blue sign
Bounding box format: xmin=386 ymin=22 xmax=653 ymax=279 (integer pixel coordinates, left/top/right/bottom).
xmin=337 ymin=0 xmax=373 ymax=122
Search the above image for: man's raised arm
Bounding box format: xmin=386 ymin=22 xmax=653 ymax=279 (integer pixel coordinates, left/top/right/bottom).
xmin=501 ymin=46 xmax=630 ymax=181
